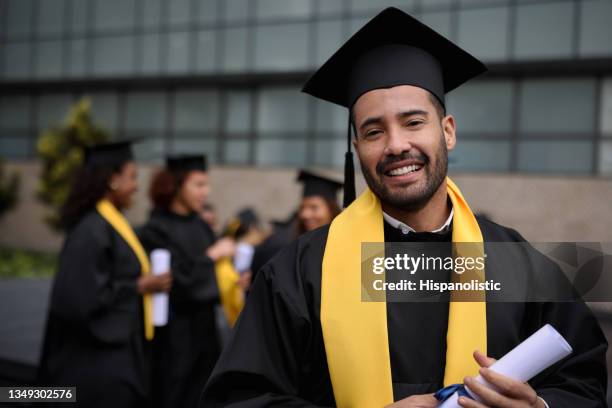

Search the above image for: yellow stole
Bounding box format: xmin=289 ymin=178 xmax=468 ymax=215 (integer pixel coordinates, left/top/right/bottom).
xmin=96 ymin=199 xmax=154 ymax=341
xmin=215 ymin=257 xmax=245 ymax=327
xmin=321 ymin=177 xmax=486 ymax=407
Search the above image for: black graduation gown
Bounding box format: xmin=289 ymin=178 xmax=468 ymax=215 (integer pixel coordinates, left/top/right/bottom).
xmin=137 ymin=209 xmax=221 ymax=408
xmin=200 ymin=216 xmax=608 ymax=407
xmin=38 ymin=211 xmax=149 ymax=408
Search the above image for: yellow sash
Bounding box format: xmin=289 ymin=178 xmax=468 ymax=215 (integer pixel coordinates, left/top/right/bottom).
xmin=321 ymin=177 xmax=486 ymax=407
xmin=96 ymin=199 xmax=154 ymax=341
xmin=215 ymin=257 xmax=245 ymax=327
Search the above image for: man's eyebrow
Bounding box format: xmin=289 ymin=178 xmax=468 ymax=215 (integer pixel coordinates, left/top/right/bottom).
xmin=358 ymin=110 xmax=429 ymax=132
xmin=397 ymin=109 xmax=429 ymax=119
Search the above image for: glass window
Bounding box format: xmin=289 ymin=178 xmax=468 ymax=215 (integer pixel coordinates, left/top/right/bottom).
xmin=315 ymin=20 xmax=344 ymax=67
xmin=225 ymin=91 xmax=252 ymax=133
xmin=315 ymin=99 xmax=345 ymax=133
xmin=449 ymin=141 xmax=512 ymax=171
xmin=256 ymin=0 xmax=312 ymax=20
xmin=37 ymin=0 xmax=65 ymax=37
xmin=172 ymin=138 xmax=218 ymax=163
xmin=0 ymin=96 xmax=31 ymax=130
xmin=3 ymin=42 xmax=31 ymax=80
xmin=125 ymin=92 xmax=167 ymax=136
xmin=518 ymin=141 xmax=592 ymax=174
xmin=195 ymin=30 xmax=217 ymax=72
xmin=223 ymin=0 xmax=249 ymax=23
xmin=92 ymin=36 xmax=136 ymax=76
xmin=313 ymin=140 xmax=345 ymax=168
xmin=317 ymin=1 xmax=344 ymax=16
xmin=174 ymin=90 xmax=219 ymax=132
xmin=457 ymin=6 xmax=509 ymax=61
xmin=0 ymin=133 xmax=31 ymax=158
xmin=601 ymin=78 xmax=612 ymax=135
xmin=514 ymin=2 xmax=573 ymax=60
xmin=67 ymin=39 xmax=87 ymax=77
xmin=421 ymin=0 xmax=453 ymax=9
xmin=167 ymin=0 xmax=191 ymax=27
xmin=257 ymin=87 xmax=308 ymax=134
xmin=133 ymin=138 xmax=166 ymax=161
xmin=197 ymin=0 xmax=218 ymax=24
xmin=599 ymin=141 xmax=612 ymax=176
xmin=350 ymin=0 xmax=416 ymax=14
xmin=255 ymin=139 xmax=307 ymax=166
xmin=166 ymin=31 xmax=191 ymax=73
xmin=222 ymin=28 xmax=248 ymax=72
xmin=580 ymin=0 xmax=612 ymax=57
xmin=34 ymin=40 xmax=64 ymax=79
xmin=142 ymin=0 xmax=163 ymax=29
xmin=70 ymin=0 xmax=88 ymax=36
xmin=141 ymin=33 xmax=162 ymax=74
xmin=519 ymin=79 xmax=596 ymax=134
xmin=87 ymin=93 xmax=119 ymax=132
xmin=37 ymin=94 xmax=74 ymax=130
xmin=254 ymin=23 xmax=309 ymax=71
xmin=224 ymin=140 xmax=250 ymax=164
xmin=5 ymin=0 xmax=32 ymax=39
xmin=446 ymin=80 xmax=513 ymax=134
xmin=420 ymin=10 xmax=452 ymax=39
xmin=94 ymin=0 xmax=137 ymax=32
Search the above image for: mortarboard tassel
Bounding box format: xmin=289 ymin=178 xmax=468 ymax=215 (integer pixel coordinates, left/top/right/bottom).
xmin=343 ymin=114 xmax=356 ymax=208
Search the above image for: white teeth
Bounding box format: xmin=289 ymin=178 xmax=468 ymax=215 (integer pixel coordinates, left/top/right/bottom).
xmin=388 ymin=165 xmax=421 ymax=176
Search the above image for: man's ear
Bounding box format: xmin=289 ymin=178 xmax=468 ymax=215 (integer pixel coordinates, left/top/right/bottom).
xmin=442 ymin=114 xmax=456 ymax=151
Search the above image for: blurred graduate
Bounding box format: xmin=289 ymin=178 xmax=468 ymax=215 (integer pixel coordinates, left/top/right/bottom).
xmin=201 ymin=8 xmax=607 ymax=408
xmin=39 ymin=141 xmax=171 ymax=408
xmin=137 ymin=154 xmax=242 ymax=408
xmin=250 ymin=169 xmax=342 ymax=279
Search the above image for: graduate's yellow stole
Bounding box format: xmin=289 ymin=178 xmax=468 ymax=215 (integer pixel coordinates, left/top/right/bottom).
xmin=96 ymin=199 xmax=154 ymax=341
xmin=321 ymin=177 xmax=486 ymax=407
xmin=215 ymin=257 xmax=245 ymax=327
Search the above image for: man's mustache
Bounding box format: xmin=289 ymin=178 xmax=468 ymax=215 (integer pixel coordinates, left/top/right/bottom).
xmin=376 ymin=152 xmax=429 ymax=175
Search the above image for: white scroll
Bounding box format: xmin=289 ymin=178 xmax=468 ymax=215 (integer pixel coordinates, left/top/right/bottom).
xmin=439 ymin=324 xmax=572 ymax=407
xmin=150 ymin=248 xmax=171 ymax=327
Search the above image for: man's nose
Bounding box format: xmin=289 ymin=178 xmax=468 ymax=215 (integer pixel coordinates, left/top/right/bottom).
xmin=384 ymin=127 xmax=411 ymax=157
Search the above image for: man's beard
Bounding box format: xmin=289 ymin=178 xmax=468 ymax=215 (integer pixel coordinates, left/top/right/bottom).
xmin=360 ymin=134 xmax=448 ymax=212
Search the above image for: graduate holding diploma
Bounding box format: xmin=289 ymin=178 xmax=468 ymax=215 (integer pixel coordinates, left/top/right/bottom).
xmin=39 ymin=141 xmax=172 ymax=408
xmin=201 ymin=8 xmax=607 ymax=408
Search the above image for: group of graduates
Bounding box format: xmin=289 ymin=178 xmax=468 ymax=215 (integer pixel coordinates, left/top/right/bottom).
xmin=38 ymin=6 xmax=609 ymax=408
xmin=37 ymin=140 xmax=344 ymax=408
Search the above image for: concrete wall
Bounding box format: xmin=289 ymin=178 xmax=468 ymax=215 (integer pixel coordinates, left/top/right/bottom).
xmin=1 ymin=161 xmax=611 ymax=252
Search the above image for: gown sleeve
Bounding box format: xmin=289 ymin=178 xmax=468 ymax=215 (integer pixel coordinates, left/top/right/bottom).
xmin=138 ymin=223 xmax=219 ymax=303
xmin=50 ymin=216 xmax=139 ymax=344
xmin=200 ymin=239 xmax=332 ymax=407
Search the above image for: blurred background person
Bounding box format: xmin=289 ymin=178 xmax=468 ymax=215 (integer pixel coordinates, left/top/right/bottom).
xmin=250 ymin=170 xmax=342 ymax=282
xmin=38 ymin=141 xmax=171 ymax=408
xmin=137 ymin=154 xmax=235 ymax=408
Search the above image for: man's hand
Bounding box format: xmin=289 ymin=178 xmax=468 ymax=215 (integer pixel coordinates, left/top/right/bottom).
xmin=458 ymin=350 xmax=545 ymax=408
xmin=385 ymin=393 xmax=438 ymax=408
xmin=206 ymin=237 xmax=236 ymax=261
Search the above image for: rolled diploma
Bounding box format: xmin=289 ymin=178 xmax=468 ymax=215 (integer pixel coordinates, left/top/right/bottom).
xmin=150 ymin=248 xmax=171 ymax=327
xmin=234 ymin=242 xmax=255 ymax=274
xmin=439 ymin=324 xmax=572 ymax=408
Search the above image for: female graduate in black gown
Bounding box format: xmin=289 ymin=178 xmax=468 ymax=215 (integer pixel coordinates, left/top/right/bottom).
xmin=138 ymin=154 xmax=236 ymax=408
xmin=38 ymin=141 xmax=172 ymax=408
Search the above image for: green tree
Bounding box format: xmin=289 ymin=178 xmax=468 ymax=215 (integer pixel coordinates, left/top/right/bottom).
xmin=36 ymin=98 xmax=109 ymax=230
xmin=0 ymin=158 xmax=20 ymax=219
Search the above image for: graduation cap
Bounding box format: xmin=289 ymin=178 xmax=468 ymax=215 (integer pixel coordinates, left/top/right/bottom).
xmin=84 ymin=141 xmax=134 ymax=168
xmin=166 ymin=154 xmax=208 ymax=172
xmin=297 ymin=170 xmax=343 ymax=202
xmin=302 ymin=7 xmax=487 ymax=207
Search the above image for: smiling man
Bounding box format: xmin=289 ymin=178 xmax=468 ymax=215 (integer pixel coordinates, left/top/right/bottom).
xmin=200 ymin=8 xmax=607 ymax=408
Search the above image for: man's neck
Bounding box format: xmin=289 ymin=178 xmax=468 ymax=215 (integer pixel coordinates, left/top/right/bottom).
xmin=380 ymin=180 xmax=450 ymax=233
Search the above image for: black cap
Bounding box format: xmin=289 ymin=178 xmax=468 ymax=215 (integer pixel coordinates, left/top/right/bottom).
xmin=166 ymin=154 xmax=208 ymax=172
xmin=302 ymin=7 xmax=487 ymax=206
xmin=297 ymin=170 xmax=343 ymax=202
xmin=84 ymin=141 xmax=134 ymax=168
